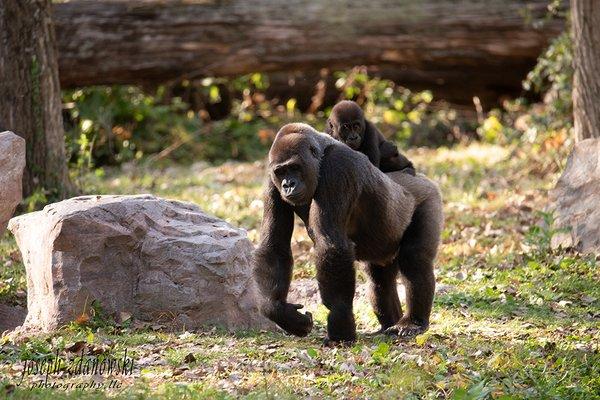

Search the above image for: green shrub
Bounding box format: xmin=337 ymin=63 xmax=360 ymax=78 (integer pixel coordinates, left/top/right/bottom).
xmin=523 ymin=30 xmax=573 ymax=130
xmin=63 ymin=86 xmax=202 ymax=169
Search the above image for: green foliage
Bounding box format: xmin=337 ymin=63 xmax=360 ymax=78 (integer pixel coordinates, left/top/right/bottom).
xmin=523 ymin=30 xmax=574 ymax=129
xmin=476 ymin=113 xmax=507 ymax=144
xmin=524 ymin=211 xmax=561 ymax=255
xmin=21 ymin=189 xmax=48 ymax=213
xmin=473 ymin=12 xmax=572 ymax=149
xmin=62 ymin=68 xmax=475 ymax=175
xmin=63 ymin=86 xmax=202 ymax=168
xmin=193 ymin=117 xmax=271 ymax=163
xmin=62 ymin=76 xmax=283 ymax=171
xmin=0 ymin=234 xmax=25 ymax=306
xmin=65 ymin=299 xmax=116 ymax=334
xmin=451 ymin=380 xmax=492 ymax=400
xmin=370 ymin=341 xmax=391 ymax=364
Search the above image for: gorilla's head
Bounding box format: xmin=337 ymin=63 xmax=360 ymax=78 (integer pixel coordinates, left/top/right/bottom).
xmin=268 ymin=123 xmax=324 ymax=206
xmin=326 ymin=100 xmax=366 ymax=150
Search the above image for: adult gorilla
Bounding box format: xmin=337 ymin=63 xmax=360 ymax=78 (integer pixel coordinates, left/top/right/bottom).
xmin=253 ymin=123 xmax=443 ymax=344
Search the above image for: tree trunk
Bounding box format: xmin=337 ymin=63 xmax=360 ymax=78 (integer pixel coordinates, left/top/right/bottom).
xmin=52 ymin=0 xmax=564 ymax=106
xmin=571 ymin=0 xmax=600 ymax=140
xmin=0 ymin=0 xmax=72 ymax=199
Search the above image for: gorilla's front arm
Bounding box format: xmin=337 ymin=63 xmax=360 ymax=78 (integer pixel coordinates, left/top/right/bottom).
xmin=310 ymin=201 xmax=357 ymax=343
xmin=309 ymin=150 xmax=360 ymax=343
xmin=253 ymin=181 xmax=314 ymax=336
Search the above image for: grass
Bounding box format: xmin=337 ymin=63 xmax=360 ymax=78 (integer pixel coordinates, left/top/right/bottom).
xmin=0 ymin=140 xmax=599 ymax=399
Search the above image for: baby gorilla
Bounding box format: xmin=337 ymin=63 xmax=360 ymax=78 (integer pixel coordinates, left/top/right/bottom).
xmin=326 ymin=100 xmax=415 ymax=175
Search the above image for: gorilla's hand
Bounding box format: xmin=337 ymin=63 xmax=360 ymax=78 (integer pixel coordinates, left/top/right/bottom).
xmin=272 ymin=302 xmax=313 ymax=337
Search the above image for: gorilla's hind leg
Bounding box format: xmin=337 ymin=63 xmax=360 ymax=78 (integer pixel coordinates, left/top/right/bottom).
xmin=386 ymin=254 xmax=435 ymax=338
xmin=385 ymin=185 xmax=442 ymax=338
xmin=365 ymin=262 xmax=402 ymax=332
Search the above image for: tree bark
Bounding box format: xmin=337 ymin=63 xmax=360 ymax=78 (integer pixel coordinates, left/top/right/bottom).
xmin=0 ymin=0 xmax=72 ymax=199
xmin=52 ymin=0 xmax=564 ymax=106
xmin=571 ymin=0 xmax=600 ymax=140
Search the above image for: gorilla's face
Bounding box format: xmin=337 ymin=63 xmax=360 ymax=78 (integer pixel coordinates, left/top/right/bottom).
xmin=269 ymin=132 xmax=321 ymax=206
xmin=326 ymin=101 xmax=366 ymax=150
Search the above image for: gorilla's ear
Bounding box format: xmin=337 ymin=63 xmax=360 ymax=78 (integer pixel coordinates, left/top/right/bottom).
xmin=310 ymin=145 xmax=319 ymax=158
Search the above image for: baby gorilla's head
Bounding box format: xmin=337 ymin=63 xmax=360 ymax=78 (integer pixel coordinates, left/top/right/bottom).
xmin=326 ymin=101 xmax=366 ymax=150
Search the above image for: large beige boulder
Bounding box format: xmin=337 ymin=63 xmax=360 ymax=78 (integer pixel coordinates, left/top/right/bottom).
xmin=8 ymin=195 xmax=268 ymax=332
xmin=550 ymin=138 xmax=600 ymax=253
xmin=0 ymin=131 xmax=26 ymax=235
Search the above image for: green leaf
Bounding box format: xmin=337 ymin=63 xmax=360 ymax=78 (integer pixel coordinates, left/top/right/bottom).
xmin=415 ymin=333 xmax=429 ymax=346
xmin=372 ymin=342 xmax=390 ymax=361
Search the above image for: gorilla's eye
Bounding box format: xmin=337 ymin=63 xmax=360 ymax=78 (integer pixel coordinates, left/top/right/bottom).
xmin=274 ymin=164 xmax=301 ymax=179
xmin=353 ymin=122 xmax=360 ymax=130
xmin=273 ymin=166 xmax=287 ymax=179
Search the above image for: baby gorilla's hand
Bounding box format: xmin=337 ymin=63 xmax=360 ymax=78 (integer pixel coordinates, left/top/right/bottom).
xmin=273 ymin=303 xmax=313 ymax=337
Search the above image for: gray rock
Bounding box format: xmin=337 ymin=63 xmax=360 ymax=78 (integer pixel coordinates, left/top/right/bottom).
xmin=0 ymin=131 xmax=26 ymax=235
xmin=8 ymin=195 xmax=269 ymax=332
xmin=550 ymin=138 xmax=600 ymax=253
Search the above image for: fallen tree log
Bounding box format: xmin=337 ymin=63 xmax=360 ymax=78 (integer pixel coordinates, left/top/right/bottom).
xmin=53 ymin=0 xmax=564 ymax=105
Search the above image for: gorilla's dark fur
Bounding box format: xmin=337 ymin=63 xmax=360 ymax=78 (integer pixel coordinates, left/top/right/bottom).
xmin=253 ymin=123 xmax=443 ymax=343
xmin=325 ymin=100 xmax=416 ymax=175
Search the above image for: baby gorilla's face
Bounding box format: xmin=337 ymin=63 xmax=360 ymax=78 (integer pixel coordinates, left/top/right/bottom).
xmin=327 ymin=101 xmax=367 ymax=150
xmin=329 ymin=119 xmax=365 ymax=150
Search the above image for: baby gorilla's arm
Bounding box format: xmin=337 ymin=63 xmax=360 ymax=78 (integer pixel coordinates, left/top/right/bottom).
xmin=379 ymin=140 xmax=400 ymax=159
xmin=379 ymin=140 xmax=416 ymax=175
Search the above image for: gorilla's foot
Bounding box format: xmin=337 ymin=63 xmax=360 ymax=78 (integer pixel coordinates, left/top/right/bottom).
xmin=384 ymin=318 xmax=428 ymax=338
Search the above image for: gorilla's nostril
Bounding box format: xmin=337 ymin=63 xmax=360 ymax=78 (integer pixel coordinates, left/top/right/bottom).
xmin=282 ymin=178 xmax=297 ymax=192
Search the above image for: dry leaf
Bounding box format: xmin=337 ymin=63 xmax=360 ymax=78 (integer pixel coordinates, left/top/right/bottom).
xmin=66 ymin=341 xmax=86 ymax=353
